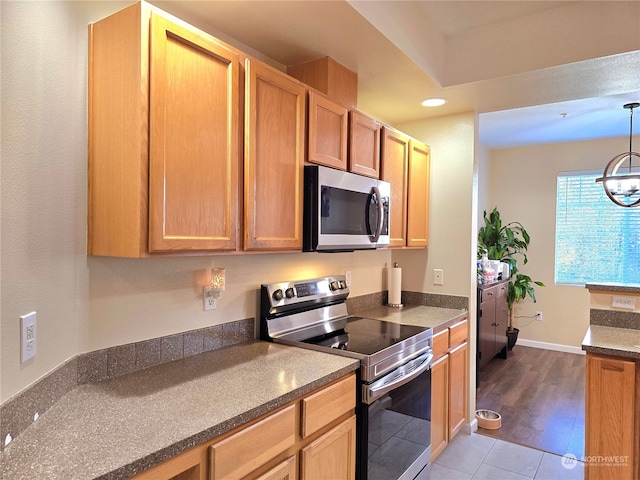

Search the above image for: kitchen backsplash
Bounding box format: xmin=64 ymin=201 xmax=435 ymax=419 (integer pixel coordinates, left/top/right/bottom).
xmin=1 ymin=289 xmax=468 ymax=449
xmin=0 ymin=319 xmax=254 ymax=451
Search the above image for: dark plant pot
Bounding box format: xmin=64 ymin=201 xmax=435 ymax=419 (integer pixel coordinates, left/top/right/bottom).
xmin=506 ymin=328 xmax=519 ymax=351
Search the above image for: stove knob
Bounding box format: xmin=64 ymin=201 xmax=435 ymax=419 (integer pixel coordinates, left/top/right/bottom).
xmin=339 ymin=280 xmax=347 ymax=289
xmin=329 ymin=281 xmax=340 ymax=291
xmin=272 ymin=289 xmax=284 ymax=301
xmin=285 ymin=287 xmax=295 ymax=298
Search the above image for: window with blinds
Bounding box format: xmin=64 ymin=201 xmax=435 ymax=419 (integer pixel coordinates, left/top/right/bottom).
xmin=556 ymin=170 xmax=640 ymax=285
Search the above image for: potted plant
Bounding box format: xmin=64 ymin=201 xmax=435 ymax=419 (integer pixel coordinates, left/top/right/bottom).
xmin=477 ymin=207 xmax=544 ymax=349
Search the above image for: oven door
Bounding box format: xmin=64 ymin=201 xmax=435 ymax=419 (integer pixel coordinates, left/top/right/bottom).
xmin=303 ymin=165 xmax=390 ymax=252
xmin=364 ymin=353 xmax=432 ymax=480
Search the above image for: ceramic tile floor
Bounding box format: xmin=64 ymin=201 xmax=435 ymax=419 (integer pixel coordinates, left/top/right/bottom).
xmin=428 ymin=432 xmax=584 ymax=480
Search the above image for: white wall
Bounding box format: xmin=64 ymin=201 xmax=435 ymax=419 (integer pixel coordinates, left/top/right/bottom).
xmin=395 ymin=113 xmax=476 ymax=298
xmin=486 ymin=136 xmax=640 ymax=348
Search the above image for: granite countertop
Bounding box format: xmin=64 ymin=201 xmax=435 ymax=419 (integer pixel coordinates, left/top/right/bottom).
xmin=585 ymin=283 xmax=640 ymax=294
xmin=582 ymin=325 xmax=640 ymax=360
xmin=356 ymin=304 xmax=468 ymax=333
xmin=0 ymin=341 xmax=359 ymax=480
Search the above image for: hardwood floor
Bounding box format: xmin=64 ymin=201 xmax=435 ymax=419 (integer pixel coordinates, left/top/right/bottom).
xmin=475 ymin=345 xmax=585 ymax=459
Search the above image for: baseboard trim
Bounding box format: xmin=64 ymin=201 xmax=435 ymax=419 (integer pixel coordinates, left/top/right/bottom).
xmin=517 ymin=338 xmax=585 ymax=355
xmin=463 ymin=418 xmax=478 ymax=435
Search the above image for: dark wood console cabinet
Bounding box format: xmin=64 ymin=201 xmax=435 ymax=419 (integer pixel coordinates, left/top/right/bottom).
xmin=476 ymin=280 xmax=509 ymax=384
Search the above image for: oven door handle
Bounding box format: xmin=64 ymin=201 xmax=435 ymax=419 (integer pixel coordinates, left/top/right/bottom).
xmin=363 ymin=351 xmax=433 ymax=404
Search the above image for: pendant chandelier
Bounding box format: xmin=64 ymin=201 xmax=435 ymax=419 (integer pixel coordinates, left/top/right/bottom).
xmin=596 ymin=102 xmax=640 ymax=208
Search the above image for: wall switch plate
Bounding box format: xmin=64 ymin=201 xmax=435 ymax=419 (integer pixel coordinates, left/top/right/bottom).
xmin=20 ymin=311 xmax=37 ymax=362
xmin=612 ymin=295 xmax=636 ymax=310
xmin=203 ymin=286 xmax=216 ymax=311
xmin=345 ymin=270 xmax=351 ymax=286
xmin=434 ymin=269 xmax=444 ymax=286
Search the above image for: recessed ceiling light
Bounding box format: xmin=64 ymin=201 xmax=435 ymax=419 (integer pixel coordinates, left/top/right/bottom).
xmin=421 ymin=97 xmax=447 ymax=107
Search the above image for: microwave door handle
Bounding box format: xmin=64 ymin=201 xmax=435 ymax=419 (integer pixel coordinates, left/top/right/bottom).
xmin=370 ymin=186 xmax=383 ymax=243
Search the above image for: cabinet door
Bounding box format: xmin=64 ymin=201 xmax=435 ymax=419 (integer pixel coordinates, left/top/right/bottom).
xmin=406 ymin=140 xmax=430 ymax=247
xmin=431 ymin=354 xmax=449 ymax=461
xmin=300 ymin=416 xmax=356 ymax=480
xmin=254 ymin=456 xmax=297 ymax=480
xmin=244 ymin=59 xmax=305 ymax=250
xmin=478 ymin=291 xmax=497 ymax=369
xmin=495 ymin=284 xmax=509 ymax=354
xmin=586 ymin=354 xmax=636 ymax=480
xmin=380 ymin=127 xmax=409 ymax=247
xmin=348 ymin=111 xmax=380 ymax=178
xmin=448 ymin=342 xmax=468 ymax=439
xmin=307 ymin=91 xmax=348 ymax=170
xmin=148 ymin=13 xmax=239 ymax=252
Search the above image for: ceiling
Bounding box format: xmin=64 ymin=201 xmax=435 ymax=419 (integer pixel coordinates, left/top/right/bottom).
xmin=154 ymin=0 xmax=640 ymax=148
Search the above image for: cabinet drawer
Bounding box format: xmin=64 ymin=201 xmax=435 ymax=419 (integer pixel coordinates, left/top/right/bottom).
xmin=301 ymin=374 xmax=356 ymax=438
xmin=209 ymin=404 xmax=295 ymax=480
xmin=432 ymin=329 xmax=449 ymax=360
xmin=449 ymin=319 xmax=468 ymax=347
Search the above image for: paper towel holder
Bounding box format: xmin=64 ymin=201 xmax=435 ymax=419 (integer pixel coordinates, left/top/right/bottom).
xmin=387 ymin=262 xmax=403 ymax=308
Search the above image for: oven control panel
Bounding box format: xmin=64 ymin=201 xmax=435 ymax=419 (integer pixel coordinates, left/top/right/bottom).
xmin=262 ymin=275 xmax=350 ymax=312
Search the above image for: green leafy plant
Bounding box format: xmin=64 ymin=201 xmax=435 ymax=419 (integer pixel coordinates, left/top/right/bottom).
xmin=478 ymin=207 xmax=544 ymax=332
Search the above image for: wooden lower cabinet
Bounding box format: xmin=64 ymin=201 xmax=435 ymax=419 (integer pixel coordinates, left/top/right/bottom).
xmin=255 ymin=457 xmax=296 ymax=480
xmin=585 ymin=353 xmax=639 ymax=480
xmin=300 ymin=416 xmax=356 ymax=480
xmin=448 ymin=342 xmax=468 ymax=439
xmin=209 ymin=405 xmax=296 ymax=479
xmin=430 ymin=353 xmax=449 ymax=460
xmin=430 ymin=318 xmax=469 ymax=462
xmin=132 ymin=374 xmax=355 ymax=480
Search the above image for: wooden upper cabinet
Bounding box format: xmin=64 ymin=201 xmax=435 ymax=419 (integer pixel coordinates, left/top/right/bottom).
xmin=407 ymin=139 xmax=430 ymax=247
xmin=88 ymin=3 xmax=240 ymax=256
xmin=148 ymin=13 xmax=239 ymax=253
xmin=380 ymin=127 xmax=410 ymax=247
xmin=307 ymin=91 xmax=348 ymax=170
xmin=349 ymin=111 xmax=381 ymax=178
xmin=244 ymin=59 xmax=305 ymax=251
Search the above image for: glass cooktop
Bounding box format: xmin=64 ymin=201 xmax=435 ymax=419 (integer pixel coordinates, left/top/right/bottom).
xmin=303 ymin=316 xmax=430 ymax=356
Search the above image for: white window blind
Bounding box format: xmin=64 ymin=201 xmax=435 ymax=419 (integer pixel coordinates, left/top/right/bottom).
xmin=556 ymin=170 xmax=640 ymax=285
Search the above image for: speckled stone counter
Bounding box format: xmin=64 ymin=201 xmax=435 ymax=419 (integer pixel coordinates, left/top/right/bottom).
xmin=582 ymin=325 xmax=640 ymax=360
xmin=586 ymin=283 xmax=640 ymax=294
xmin=356 ymin=304 xmax=468 ymax=333
xmin=0 ymin=341 xmax=359 ymax=480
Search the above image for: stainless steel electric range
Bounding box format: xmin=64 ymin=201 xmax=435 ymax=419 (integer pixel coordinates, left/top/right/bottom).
xmin=260 ymin=275 xmax=433 ymax=480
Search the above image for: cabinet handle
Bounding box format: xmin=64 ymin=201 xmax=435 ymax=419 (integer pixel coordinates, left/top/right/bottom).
xmin=602 ymin=363 xmax=625 ymax=372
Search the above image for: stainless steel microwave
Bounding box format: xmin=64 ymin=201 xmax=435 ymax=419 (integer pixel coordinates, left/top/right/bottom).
xmin=303 ymin=165 xmax=390 ymax=252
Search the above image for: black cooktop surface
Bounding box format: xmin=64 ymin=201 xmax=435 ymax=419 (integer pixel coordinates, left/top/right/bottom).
xmin=304 ymin=316 xmax=429 ymax=356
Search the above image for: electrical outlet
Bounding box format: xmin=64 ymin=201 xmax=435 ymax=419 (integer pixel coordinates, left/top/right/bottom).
xmin=203 ymin=286 xmax=216 ymax=311
xmin=536 ymin=311 xmax=543 ymax=321
xmin=612 ymin=295 xmax=636 ymax=310
xmin=434 ymin=269 xmax=444 ymax=286
xmin=345 ymin=270 xmax=351 ymax=286
xmin=20 ymin=311 xmax=37 ymax=362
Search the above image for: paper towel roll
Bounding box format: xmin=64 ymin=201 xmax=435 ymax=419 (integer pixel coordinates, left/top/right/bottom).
xmin=388 ymin=264 xmax=402 ymax=307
